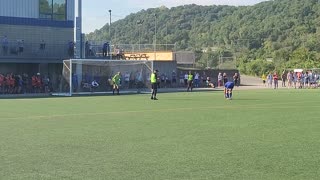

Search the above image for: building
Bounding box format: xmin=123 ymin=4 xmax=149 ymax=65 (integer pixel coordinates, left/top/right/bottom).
xmin=0 ymin=0 xmax=75 ymax=82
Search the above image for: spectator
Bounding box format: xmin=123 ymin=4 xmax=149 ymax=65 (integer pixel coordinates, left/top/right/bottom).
xmin=129 ymin=72 xmax=135 ymax=88
xmin=287 ymin=71 xmax=293 ymax=88
xmin=0 ymin=73 xmax=4 ymax=93
xmin=17 ymin=39 xmax=24 ymax=55
xmin=303 ymin=71 xmax=308 ymax=88
xmin=273 ymin=72 xmax=278 ymax=89
xmin=22 ymin=73 xmax=28 ymax=93
xmin=206 ymin=76 xmax=215 ymax=88
xmin=184 ymin=72 xmax=188 ymax=86
xmin=40 ymin=39 xmax=46 ymax=51
xmin=293 ymin=72 xmax=297 ymax=89
xmin=102 ymin=42 xmax=109 ymax=57
xmin=85 ymin=41 xmax=90 ymax=57
xmin=36 ymin=73 xmax=42 ymax=93
xmin=120 ymin=49 xmax=125 ymax=59
xmin=91 ymin=80 xmax=99 ymax=92
xmin=14 ymin=74 xmax=20 ymax=93
xmin=194 ymin=72 xmax=199 ymax=87
xmin=223 ymin=72 xmax=228 ymax=85
xmin=179 ymin=72 xmax=184 ymax=86
xmin=72 ymin=73 xmax=78 ymax=92
xmin=2 ymin=35 xmax=9 ymax=55
xmin=171 ymin=71 xmax=176 ymax=87
xmin=160 ymin=73 xmax=165 ymax=88
xmin=218 ymin=72 xmax=223 ymax=87
xmin=233 ymin=73 xmax=239 ymax=87
xmin=261 ymin=73 xmax=266 ymax=87
xmin=267 ymin=72 xmax=273 ymax=88
xmin=68 ymin=40 xmax=74 ymax=57
xmin=281 ymin=70 xmax=286 ymax=87
xmin=115 ymin=46 xmax=120 ymax=59
xmin=202 ymin=72 xmax=207 ymax=86
xmin=124 ymin=72 xmax=130 ymax=88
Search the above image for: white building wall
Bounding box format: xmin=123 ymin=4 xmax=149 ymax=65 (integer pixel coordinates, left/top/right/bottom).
xmin=67 ymin=0 xmax=75 ymax=21
xmin=0 ymin=0 xmax=75 ymax=21
xmin=0 ymin=0 xmax=39 ymax=18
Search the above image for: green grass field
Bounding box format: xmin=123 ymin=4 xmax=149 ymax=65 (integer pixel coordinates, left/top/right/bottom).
xmin=1 ymin=89 xmax=320 ymax=179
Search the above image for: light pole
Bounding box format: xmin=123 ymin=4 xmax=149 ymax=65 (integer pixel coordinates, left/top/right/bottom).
xmin=154 ymin=14 xmax=157 ymax=60
xmin=137 ymin=20 xmax=143 ymax=51
xmin=166 ymin=23 xmax=168 ymax=51
xmin=108 ymin=9 xmax=112 ymax=59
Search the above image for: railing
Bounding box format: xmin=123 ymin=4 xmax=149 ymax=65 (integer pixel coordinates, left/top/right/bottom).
xmin=85 ymin=42 xmax=175 ymax=59
xmin=0 ymin=41 xmax=176 ymax=60
xmin=0 ymin=42 xmax=73 ymax=59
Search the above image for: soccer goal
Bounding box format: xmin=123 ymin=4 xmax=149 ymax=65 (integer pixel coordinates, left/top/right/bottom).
xmin=53 ymin=59 xmax=153 ymax=96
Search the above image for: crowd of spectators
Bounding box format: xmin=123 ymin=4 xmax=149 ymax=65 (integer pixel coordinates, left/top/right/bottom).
xmin=263 ymin=70 xmax=320 ymax=89
xmin=0 ymin=70 xmax=241 ymax=95
xmin=0 ymin=73 xmax=52 ymax=94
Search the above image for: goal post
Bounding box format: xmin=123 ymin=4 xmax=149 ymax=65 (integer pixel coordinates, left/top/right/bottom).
xmin=54 ymin=59 xmax=153 ymax=96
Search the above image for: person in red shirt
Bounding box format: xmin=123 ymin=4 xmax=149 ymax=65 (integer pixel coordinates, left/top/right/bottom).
xmin=0 ymin=74 xmax=4 ymax=93
xmin=273 ymin=72 xmax=278 ymax=89
xmin=36 ymin=74 xmax=42 ymax=93
xmin=32 ymin=75 xmax=37 ymax=93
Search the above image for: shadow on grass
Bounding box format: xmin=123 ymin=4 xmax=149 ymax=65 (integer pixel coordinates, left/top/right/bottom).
xmin=0 ymin=88 xmax=223 ymax=100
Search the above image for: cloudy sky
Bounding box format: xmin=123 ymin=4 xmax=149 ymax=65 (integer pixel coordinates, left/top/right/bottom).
xmin=80 ymin=0 xmax=269 ymax=33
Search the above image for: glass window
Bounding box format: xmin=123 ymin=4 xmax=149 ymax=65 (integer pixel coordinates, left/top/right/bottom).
xmin=40 ymin=0 xmax=53 ymax=19
xmin=39 ymin=0 xmax=66 ymax=21
xmin=53 ymin=0 xmax=66 ymax=21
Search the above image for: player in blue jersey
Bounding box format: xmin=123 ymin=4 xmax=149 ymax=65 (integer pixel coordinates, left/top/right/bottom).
xmin=224 ymin=81 xmax=234 ymax=100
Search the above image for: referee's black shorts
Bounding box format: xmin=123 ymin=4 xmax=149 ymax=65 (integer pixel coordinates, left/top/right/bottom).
xmin=151 ymin=83 xmax=157 ymax=90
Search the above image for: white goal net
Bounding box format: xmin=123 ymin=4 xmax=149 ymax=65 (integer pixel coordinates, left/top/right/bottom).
xmin=54 ymin=59 xmax=153 ymax=96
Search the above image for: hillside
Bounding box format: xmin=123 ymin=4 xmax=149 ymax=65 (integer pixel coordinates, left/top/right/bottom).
xmin=86 ymin=0 xmax=320 ymax=75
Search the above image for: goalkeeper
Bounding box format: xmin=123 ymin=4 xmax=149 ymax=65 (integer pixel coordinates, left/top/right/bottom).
xmin=112 ymin=72 xmax=121 ymax=95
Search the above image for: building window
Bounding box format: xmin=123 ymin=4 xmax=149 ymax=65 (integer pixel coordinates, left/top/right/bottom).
xmin=40 ymin=0 xmax=66 ymax=21
xmin=40 ymin=0 xmax=53 ymax=19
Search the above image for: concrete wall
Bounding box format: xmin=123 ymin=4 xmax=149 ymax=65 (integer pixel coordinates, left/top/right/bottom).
xmin=0 ymin=0 xmax=39 ymax=18
xmin=0 ymin=24 xmax=73 ymax=44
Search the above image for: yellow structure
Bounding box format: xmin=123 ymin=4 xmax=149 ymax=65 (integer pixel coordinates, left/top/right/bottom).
xmin=123 ymin=51 xmax=173 ymax=61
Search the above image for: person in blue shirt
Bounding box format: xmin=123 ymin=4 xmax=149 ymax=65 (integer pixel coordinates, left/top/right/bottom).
xmin=224 ymin=81 xmax=234 ymax=100
xmin=103 ymin=42 xmax=109 ymax=57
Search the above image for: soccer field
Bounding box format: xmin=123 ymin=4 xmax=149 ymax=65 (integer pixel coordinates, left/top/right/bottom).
xmin=1 ymin=89 xmax=320 ymax=179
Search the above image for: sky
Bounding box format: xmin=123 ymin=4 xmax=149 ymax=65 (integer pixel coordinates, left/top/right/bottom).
xmin=79 ymin=0 xmax=269 ymax=33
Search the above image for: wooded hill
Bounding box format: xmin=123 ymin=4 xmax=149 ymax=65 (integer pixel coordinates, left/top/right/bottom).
xmin=86 ymin=0 xmax=320 ymax=75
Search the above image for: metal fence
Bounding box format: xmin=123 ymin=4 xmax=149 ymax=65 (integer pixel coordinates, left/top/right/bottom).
xmin=0 ymin=41 xmax=176 ymax=60
xmin=85 ymin=42 xmax=176 ymax=58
